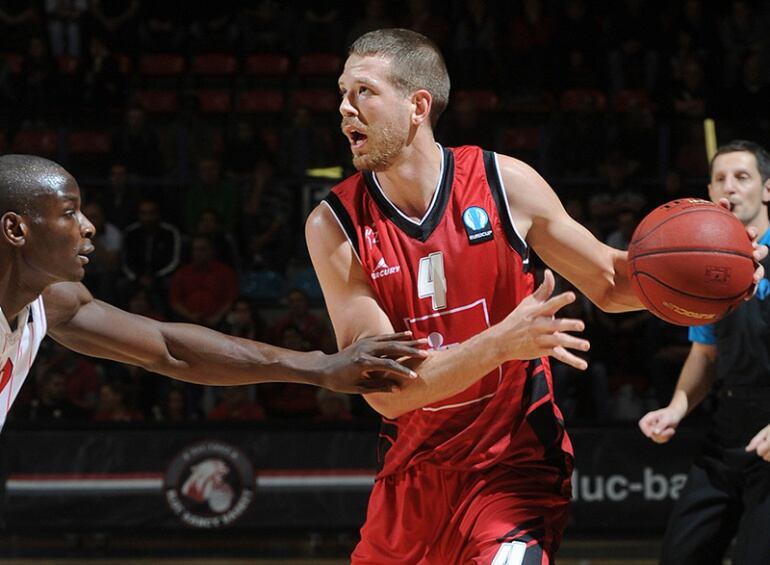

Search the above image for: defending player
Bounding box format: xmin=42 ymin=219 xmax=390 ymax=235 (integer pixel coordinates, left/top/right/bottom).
xmin=0 ymin=153 xmax=428 ymax=431
xmin=305 ymin=30 xmax=766 ymax=563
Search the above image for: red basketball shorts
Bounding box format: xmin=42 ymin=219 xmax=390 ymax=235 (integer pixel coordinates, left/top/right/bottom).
xmin=351 ymin=461 xmax=570 ymax=565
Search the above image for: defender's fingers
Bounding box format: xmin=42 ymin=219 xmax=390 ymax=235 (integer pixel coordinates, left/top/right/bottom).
xmin=364 ymin=355 xmax=418 ymax=379
xmin=367 ymin=341 xmax=429 ymax=359
xmin=532 ymin=269 xmax=556 ymax=301
xmin=537 ymin=291 xmax=577 ymax=317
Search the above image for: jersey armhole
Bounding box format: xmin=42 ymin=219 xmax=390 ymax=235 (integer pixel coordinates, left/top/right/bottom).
xmin=482 ymin=150 xmax=529 ymax=265
xmin=322 ymin=193 xmax=363 ymax=266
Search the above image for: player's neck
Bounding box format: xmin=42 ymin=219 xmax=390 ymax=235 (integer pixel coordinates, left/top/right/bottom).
xmin=374 ymin=140 xmax=443 ymax=221
xmin=0 ymin=262 xmax=47 ymax=322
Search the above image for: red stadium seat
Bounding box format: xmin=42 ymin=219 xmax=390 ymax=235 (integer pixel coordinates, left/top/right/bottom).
xmin=0 ymin=52 xmax=23 ymax=74
xmin=196 ymin=89 xmax=232 ymax=113
xmin=114 ymin=53 xmax=133 ymax=75
xmin=11 ymin=129 xmax=58 ymax=156
xmin=500 ymin=126 xmax=541 ymax=151
xmin=560 ymin=88 xmax=606 ymax=112
xmin=67 ymin=130 xmax=112 ymax=154
xmin=614 ymin=89 xmax=653 ymax=113
xmin=297 ymin=53 xmax=342 ymax=76
xmin=138 ymin=53 xmax=185 ymax=76
xmin=191 ymin=53 xmax=238 ymax=76
xmin=291 ymin=88 xmax=338 ymax=113
xmin=243 ymin=53 xmax=291 ymax=76
xmin=134 ymin=89 xmax=179 ymax=113
xmin=453 ymin=89 xmax=500 ymax=112
xmin=236 ymin=89 xmax=284 ymax=113
xmin=57 ymin=55 xmax=80 ymax=75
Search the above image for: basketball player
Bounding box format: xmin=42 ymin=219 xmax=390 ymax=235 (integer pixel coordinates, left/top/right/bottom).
xmin=639 ymin=140 xmax=770 ymax=565
xmin=0 ymin=154 xmax=429 ymax=431
xmin=307 ymin=29 xmax=707 ymax=565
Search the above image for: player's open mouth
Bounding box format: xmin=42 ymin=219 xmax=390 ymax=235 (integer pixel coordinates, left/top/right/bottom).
xmin=350 ymin=131 xmax=367 ymax=150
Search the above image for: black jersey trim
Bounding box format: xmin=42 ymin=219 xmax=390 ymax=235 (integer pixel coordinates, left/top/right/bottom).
xmin=362 ymin=146 xmax=454 ymax=243
xmin=483 ymin=150 xmax=528 ymax=262
xmin=323 ymin=192 xmax=361 ymax=263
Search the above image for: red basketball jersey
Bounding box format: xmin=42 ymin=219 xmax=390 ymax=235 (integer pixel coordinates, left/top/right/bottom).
xmin=326 ymin=146 xmax=573 ymax=483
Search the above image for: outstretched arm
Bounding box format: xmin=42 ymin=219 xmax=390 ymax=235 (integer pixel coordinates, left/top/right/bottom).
xmin=306 ymin=203 xmax=589 ymax=419
xmin=497 ymin=155 xmax=642 ymax=313
xmin=43 ymin=282 xmax=426 ymax=394
xmin=638 ymin=342 xmax=716 ymax=443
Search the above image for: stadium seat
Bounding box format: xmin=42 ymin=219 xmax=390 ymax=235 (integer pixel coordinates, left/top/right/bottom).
xmin=196 ymin=89 xmax=232 ymax=113
xmin=297 ymin=53 xmax=342 ymax=77
xmin=134 ymin=89 xmax=179 ymax=113
xmin=560 ymin=88 xmax=607 ymax=112
xmin=236 ymin=89 xmax=284 ymax=114
xmin=0 ymin=52 xmax=23 ymax=74
xmin=243 ymin=53 xmax=291 ymax=76
xmin=614 ymin=89 xmax=653 ymax=113
xmin=191 ymin=53 xmax=238 ymax=76
xmin=57 ymin=55 xmax=80 ymax=75
xmin=291 ymin=88 xmax=338 ymax=113
xmin=453 ymin=89 xmax=500 ymax=112
xmin=11 ymin=129 xmax=58 ymax=156
xmin=114 ymin=53 xmax=133 ymax=75
xmin=138 ymin=53 xmax=185 ymax=76
xmin=67 ymin=130 xmax=111 ymax=154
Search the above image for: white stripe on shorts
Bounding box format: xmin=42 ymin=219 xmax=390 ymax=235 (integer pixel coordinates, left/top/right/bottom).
xmin=491 ymin=540 xmax=527 ymax=565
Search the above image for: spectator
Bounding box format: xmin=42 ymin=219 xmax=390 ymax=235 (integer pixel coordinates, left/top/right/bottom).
xmin=18 ymin=36 xmax=56 ymax=126
xmin=87 ymin=0 xmax=140 ymax=53
xmin=153 ymin=385 xmax=204 ymax=423
xmin=81 ymin=200 xmax=123 ymax=302
xmin=44 ymin=0 xmax=88 ymax=58
xmin=190 ymin=208 xmax=241 ymax=268
xmin=135 ymin=2 xmax=186 ymax=52
xmin=183 ymin=157 xmax=241 ymax=233
xmin=169 ymin=236 xmax=239 ymax=327
xmin=92 ymin=381 xmax=144 ymax=422
xmin=112 ymin=106 xmax=164 ymax=177
xmin=222 ymin=120 xmax=267 ymax=178
xmin=207 ymin=386 xmax=265 ymax=422
xmin=0 ymin=0 xmax=43 ymax=52
xmin=14 ymin=371 xmax=90 ymax=422
xmin=81 ymin=35 xmax=125 ymax=114
xmin=269 ymin=288 xmax=333 ymax=352
xmin=95 ymin=163 xmax=142 ymax=229
xmin=220 ymin=298 xmax=265 ymax=341
xmin=121 ymin=198 xmax=181 ymax=293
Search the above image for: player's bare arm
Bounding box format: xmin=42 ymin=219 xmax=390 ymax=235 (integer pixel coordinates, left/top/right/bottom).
xmin=638 ymin=342 xmax=716 ymax=444
xmin=495 ymin=154 xmax=643 ymax=313
xmin=306 ymin=203 xmax=589 ymax=419
xmin=42 ymin=281 xmax=427 ymax=394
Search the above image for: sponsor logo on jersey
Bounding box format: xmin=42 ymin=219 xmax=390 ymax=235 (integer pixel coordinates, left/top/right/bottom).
xmin=371 ymin=257 xmax=401 ymax=280
xmin=164 ymin=441 xmax=254 ymax=528
xmin=462 ymin=206 xmax=493 ymax=244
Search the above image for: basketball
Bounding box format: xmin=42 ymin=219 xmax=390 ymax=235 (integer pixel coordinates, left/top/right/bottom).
xmin=627 ymin=198 xmax=755 ymax=326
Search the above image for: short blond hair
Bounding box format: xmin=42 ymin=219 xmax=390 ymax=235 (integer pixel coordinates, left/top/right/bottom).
xmin=349 ymin=28 xmax=450 ymax=128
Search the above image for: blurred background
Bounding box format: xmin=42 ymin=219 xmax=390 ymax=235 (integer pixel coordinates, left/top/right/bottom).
xmin=0 ymin=0 xmax=768 ymax=562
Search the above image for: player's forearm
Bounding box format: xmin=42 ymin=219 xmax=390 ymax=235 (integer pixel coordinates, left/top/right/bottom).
xmin=598 ymin=250 xmax=644 ymax=312
xmin=668 ymin=350 xmax=716 ymax=418
xmin=156 ymin=323 xmax=328 ymax=387
xmin=364 ymin=324 xmax=508 ymax=419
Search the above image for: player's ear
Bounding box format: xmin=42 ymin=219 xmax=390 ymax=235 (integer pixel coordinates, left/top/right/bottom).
xmin=1 ymin=212 xmax=27 ymax=247
xmin=762 ymin=178 xmax=770 ymax=205
xmin=411 ymin=89 xmax=432 ymax=127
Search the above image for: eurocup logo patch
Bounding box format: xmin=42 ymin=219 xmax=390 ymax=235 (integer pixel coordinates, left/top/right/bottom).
xmin=165 ymin=440 xmax=254 ymax=528
xmin=462 ymin=206 xmax=493 ymax=244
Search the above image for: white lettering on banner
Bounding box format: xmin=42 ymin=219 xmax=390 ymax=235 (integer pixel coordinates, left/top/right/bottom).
xmin=571 ymin=468 xmax=688 ymax=502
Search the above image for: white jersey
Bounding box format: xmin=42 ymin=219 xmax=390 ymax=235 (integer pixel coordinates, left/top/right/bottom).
xmin=0 ymin=296 xmax=47 ymax=429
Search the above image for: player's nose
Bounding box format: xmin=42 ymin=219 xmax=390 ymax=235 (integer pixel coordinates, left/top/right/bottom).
xmin=79 ymin=211 xmax=96 ymax=238
xmin=339 ymin=93 xmax=356 ymax=117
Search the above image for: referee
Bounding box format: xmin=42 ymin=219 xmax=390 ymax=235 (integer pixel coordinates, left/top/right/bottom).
xmin=639 ymin=139 xmax=770 ymax=565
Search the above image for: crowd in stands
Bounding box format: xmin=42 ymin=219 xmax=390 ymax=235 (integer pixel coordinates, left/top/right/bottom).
xmin=1 ymin=0 xmax=769 ymax=425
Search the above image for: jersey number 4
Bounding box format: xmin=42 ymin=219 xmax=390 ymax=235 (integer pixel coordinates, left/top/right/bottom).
xmin=418 ymin=252 xmax=447 ymax=310
xmin=0 ymin=359 xmax=13 ymax=395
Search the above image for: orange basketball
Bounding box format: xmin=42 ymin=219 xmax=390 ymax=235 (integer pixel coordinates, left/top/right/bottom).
xmin=627 ymin=199 xmax=755 ymax=326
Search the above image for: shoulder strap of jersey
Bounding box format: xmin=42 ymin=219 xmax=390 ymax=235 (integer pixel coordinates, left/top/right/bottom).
xmin=323 ymin=192 xmax=362 ymax=264
xmin=482 ymin=150 xmax=528 ymax=263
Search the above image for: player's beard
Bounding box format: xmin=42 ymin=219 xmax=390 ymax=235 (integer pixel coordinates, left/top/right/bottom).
xmin=352 ymin=122 xmax=408 ymax=172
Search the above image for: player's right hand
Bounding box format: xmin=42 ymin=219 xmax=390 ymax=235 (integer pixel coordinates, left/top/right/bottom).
xmin=318 ymin=332 xmax=428 ymax=394
xmin=498 ymin=269 xmax=590 ymax=370
xmin=638 ymin=408 xmax=682 ymax=443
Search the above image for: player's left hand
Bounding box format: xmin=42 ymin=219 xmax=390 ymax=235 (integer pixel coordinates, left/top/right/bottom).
xmin=746 ymin=423 xmax=770 ymax=461
xmin=717 ymin=198 xmax=767 ymax=295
